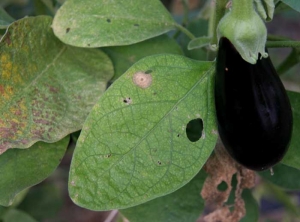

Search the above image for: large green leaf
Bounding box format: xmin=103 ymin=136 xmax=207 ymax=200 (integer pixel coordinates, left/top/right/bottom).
xmin=0 ymin=137 xmax=68 ymax=206
xmin=0 ymin=8 xmax=14 ymax=29
xmin=103 ymin=34 xmax=183 ymax=81
xmin=281 ymin=91 xmax=300 ymax=169
xmin=52 ymin=0 xmax=176 ymax=47
xmin=121 ymin=170 xmax=206 ymax=222
xmin=259 ymin=163 xmax=300 ymax=190
xmin=281 ymin=0 xmax=300 ymax=13
xmin=69 ymin=54 xmax=217 ymax=210
xmin=0 ymin=16 xmax=113 ymax=153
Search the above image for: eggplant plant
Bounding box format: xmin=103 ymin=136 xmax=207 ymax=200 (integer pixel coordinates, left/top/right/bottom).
xmin=0 ymin=0 xmax=300 ymax=221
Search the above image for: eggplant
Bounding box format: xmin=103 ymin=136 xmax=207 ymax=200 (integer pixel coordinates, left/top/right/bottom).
xmin=215 ymin=37 xmax=293 ymax=171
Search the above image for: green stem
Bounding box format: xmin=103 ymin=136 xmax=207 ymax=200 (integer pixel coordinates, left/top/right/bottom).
xmin=208 ymin=0 xmax=227 ymax=60
xmin=277 ymin=49 xmax=299 ymax=75
xmin=174 ymin=23 xmax=196 ymax=40
xmin=210 ymin=0 xmax=227 ymax=45
xmin=266 ymin=41 xmax=300 ymax=48
xmin=267 ymin=34 xmax=290 ymax=41
xmin=181 ymin=0 xmax=189 ymax=26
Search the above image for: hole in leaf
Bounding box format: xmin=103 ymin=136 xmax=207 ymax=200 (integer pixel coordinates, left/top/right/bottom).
xmin=186 ymin=118 xmax=203 ymax=142
xmin=217 ymin=181 xmax=228 ymax=191
xmin=123 ymin=97 xmax=132 ymax=104
xmin=134 ymin=24 xmax=139 ymax=27
xmin=66 ymin=28 xmax=70 ymax=33
xmin=145 ymin=70 xmax=153 ymax=74
xmin=177 ymin=134 xmax=180 ymax=137
xmin=107 ymin=18 xmax=111 ymax=23
xmin=158 ymin=161 xmax=162 ymax=165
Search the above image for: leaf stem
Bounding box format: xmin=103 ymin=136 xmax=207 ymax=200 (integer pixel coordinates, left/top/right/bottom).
xmin=207 ymin=0 xmax=228 ymax=60
xmin=266 ymin=41 xmax=300 ymax=48
xmin=210 ymin=0 xmax=228 ymax=45
xmin=276 ymin=49 xmax=299 ymax=75
xmin=174 ymin=23 xmax=196 ymax=40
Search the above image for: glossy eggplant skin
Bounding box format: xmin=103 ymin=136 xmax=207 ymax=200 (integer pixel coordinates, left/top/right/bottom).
xmin=215 ymin=37 xmax=293 ymax=171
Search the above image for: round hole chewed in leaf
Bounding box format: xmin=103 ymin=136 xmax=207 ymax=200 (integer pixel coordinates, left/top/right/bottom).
xmin=186 ymin=118 xmax=203 ymax=142
xmin=217 ymin=181 xmax=228 ymax=192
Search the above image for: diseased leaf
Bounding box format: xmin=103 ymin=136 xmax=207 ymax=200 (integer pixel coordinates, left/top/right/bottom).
xmin=121 ymin=170 xmax=207 ymax=222
xmin=0 ymin=137 xmax=69 ymax=206
xmin=0 ymin=16 xmax=113 ymax=153
xmin=103 ymin=34 xmax=183 ymax=81
xmin=52 ymin=0 xmax=176 ymax=47
xmin=69 ymin=54 xmax=217 ymax=210
xmin=281 ymin=0 xmax=300 ymax=13
xmin=0 ymin=8 xmax=14 ymax=29
xmin=281 ymin=91 xmax=300 ymax=169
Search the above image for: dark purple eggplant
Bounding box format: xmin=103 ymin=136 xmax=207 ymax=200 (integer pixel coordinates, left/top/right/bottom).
xmin=215 ymin=37 xmax=293 ymax=171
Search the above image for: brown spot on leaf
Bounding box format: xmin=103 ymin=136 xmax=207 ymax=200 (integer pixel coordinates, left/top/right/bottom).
xmin=200 ymin=141 xmax=255 ymax=222
xmin=133 ymin=71 xmax=152 ymax=89
xmin=5 ymin=32 xmax=11 ymax=46
xmin=0 ymin=85 xmax=4 ymax=94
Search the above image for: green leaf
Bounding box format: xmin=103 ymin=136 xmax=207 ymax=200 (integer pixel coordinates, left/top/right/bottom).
xmin=103 ymin=34 xmax=183 ymax=81
xmin=187 ymin=36 xmax=211 ymax=50
xmin=0 ymin=137 xmax=68 ymax=206
xmin=0 ymin=8 xmax=14 ymax=29
xmin=69 ymin=54 xmax=218 ymax=210
xmin=0 ymin=16 xmax=113 ymax=153
xmin=259 ymin=163 xmax=300 ymax=190
xmin=281 ymin=91 xmax=300 ymax=169
xmin=17 ymin=184 xmax=63 ymax=221
xmin=281 ymin=0 xmax=300 ymax=13
xmin=52 ymin=0 xmax=176 ymax=48
xmin=120 ymin=170 xmax=207 ymax=222
xmin=2 ymin=209 xmax=37 ymax=222
xmin=240 ymin=189 xmax=259 ymax=222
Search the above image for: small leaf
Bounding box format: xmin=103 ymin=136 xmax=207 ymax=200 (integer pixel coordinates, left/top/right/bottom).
xmin=69 ymin=54 xmax=218 ymax=210
xmin=0 ymin=8 xmax=14 ymax=29
xmin=0 ymin=16 xmax=113 ymax=153
xmin=259 ymin=163 xmax=300 ymax=190
xmin=281 ymin=91 xmax=300 ymax=169
xmin=120 ymin=170 xmax=207 ymax=222
xmin=281 ymin=0 xmax=300 ymax=13
xmin=103 ymin=34 xmax=183 ymax=81
xmin=187 ymin=36 xmax=211 ymax=50
xmin=2 ymin=209 xmax=37 ymax=222
xmin=52 ymin=0 xmax=176 ymax=47
xmin=179 ymin=19 xmax=209 ymax=61
xmin=0 ymin=137 xmax=69 ymax=206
